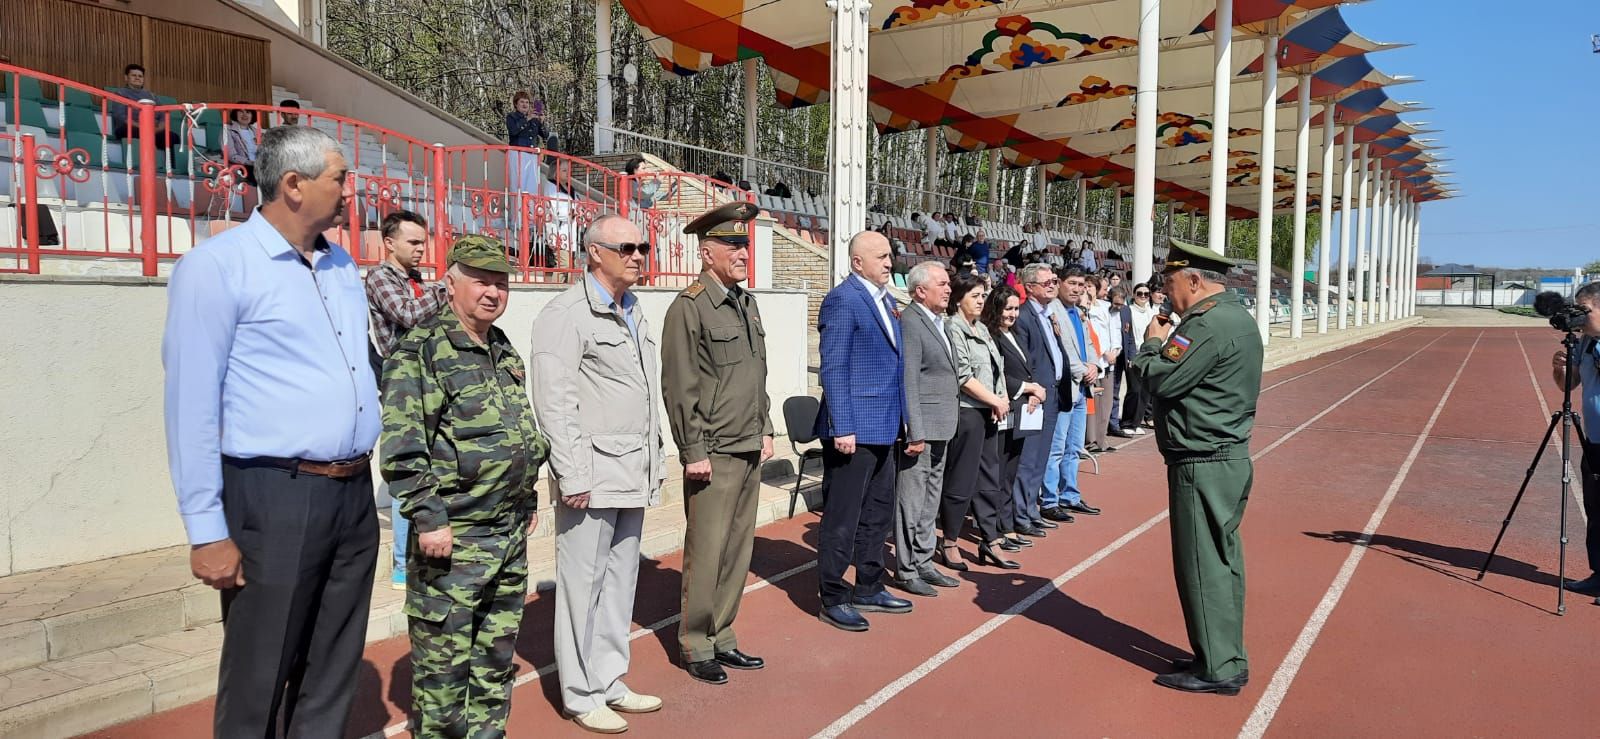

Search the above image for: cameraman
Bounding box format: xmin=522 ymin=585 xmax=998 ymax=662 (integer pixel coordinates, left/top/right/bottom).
xmin=1550 ymin=281 xmax=1600 ymax=596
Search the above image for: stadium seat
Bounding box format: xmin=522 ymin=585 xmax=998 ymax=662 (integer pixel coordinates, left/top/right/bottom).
xmin=64 ymin=106 xmax=107 ymax=136
xmin=62 ymin=87 xmax=100 ymax=110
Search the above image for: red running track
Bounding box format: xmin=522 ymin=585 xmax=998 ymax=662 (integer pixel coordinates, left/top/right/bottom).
xmin=90 ymin=327 xmax=1600 ymax=739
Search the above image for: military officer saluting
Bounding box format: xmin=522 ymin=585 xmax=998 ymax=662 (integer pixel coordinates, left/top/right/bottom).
xmin=381 ymin=236 xmax=550 ymax=737
xmin=661 ymin=201 xmax=775 ymax=685
xmin=1129 ymin=239 xmax=1263 ymax=696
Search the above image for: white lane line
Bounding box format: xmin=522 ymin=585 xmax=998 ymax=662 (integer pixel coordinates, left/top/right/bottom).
xmin=1513 ymin=329 xmax=1586 ymax=524
xmin=370 ymin=560 xmax=820 ymax=737
xmin=1238 ymin=331 xmax=1483 ymax=739
xmin=811 ymin=332 xmax=1458 ymax=739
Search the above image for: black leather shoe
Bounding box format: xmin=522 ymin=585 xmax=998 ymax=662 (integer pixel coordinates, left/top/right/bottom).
xmin=1041 ymin=507 xmax=1076 ymax=523
xmin=714 ymin=649 xmax=765 ymax=670
xmin=1170 ymin=658 xmax=1250 ymax=681
xmin=851 ymin=590 xmax=913 ymax=614
xmin=1084 ymin=443 xmax=1104 ymax=453
xmin=1006 ymin=535 xmax=1034 ymax=548
xmin=819 ymin=604 xmax=870 ymax=631
xmin=686 ymin=659 xmax=729 ymax=684
xmin=1064 ymin=501 xmax=1101 ymax=516
xmin=1032 ymin=519 xmax=1059 ymax=530
xmin=1566 ymin=574 xmax=1600 ymax=596
xmin=1109 ymin=428 xmax=1134 ymax=438
xmin=1015 ymin=523 xmax=1047 ymax=537
xmin=1154 ymin=670 xmax=1248 ymax=696
xmin=1100 ymin=445 xmax=1119 ymax=453
xmin=892 ymin=577 xmax=938 ymax=597
xmin=998 ymin=538 xmax=1021 ymax=552
xmin=976 ymin=543 xmax=1021 ymax=570
xmin=919 ymin=569 xmax=960 ymax=588
xmin=933 ymin=546 xmax=969 ymax=572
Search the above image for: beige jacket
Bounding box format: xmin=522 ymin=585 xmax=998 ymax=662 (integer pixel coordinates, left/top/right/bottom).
xmin=529 ymin=275 xmax=665 ymax=509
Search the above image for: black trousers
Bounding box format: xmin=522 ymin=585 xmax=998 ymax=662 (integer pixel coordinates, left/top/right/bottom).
xmin=1119 ymin=355 xmax=1149 ymax=429
xmin=217 ymin=461 xmax=378 ymax=738
xmin=817 ymin=443 xmax=897 ymax=607
xmin=1582 ymin=449 xmax=1600 ymax=575
xmin=941 ymin=408 xmax=1006 ymax=543
xmin=998 ymin=429 xmax=1026 ymax=534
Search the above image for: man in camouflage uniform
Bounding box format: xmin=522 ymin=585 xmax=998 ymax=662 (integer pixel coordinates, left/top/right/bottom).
xmin=661 ymin=202 xmax=773 ymax=685
xmin=381 ymin=236 xmax=549 ymax=737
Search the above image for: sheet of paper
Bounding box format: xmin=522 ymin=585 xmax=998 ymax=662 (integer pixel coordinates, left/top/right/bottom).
xmin=1018 ymin=404 xmax=1044 ymax=431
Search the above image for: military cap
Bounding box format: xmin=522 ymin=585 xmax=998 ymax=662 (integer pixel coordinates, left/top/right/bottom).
xmin=1161 ymin=238 xmax=1241 ymax=275
xmin=447 ymin=235 xmax=516 ymax=274
xmin=684 ymin=201 xmax=759 ymax=246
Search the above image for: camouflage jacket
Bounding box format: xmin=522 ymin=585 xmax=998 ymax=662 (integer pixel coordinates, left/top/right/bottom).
xmin=381 ymin=305 xmax=549 ymax=535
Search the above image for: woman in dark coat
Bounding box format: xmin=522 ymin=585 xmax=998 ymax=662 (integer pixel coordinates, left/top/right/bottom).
xmin=983 ymin=288 xmax=1048 ymax=550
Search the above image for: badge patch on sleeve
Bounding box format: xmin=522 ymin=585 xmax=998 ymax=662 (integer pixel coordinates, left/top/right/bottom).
xmin=1164 ymin=334 xmax=1192 ymax=361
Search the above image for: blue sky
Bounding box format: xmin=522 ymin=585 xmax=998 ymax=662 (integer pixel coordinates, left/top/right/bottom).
xmin=1329 ymin=3 xmax=1600 ymax=270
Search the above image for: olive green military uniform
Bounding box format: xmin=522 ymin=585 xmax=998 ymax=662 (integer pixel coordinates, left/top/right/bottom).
xmin=662 ymin=203 xmax=773 ymax=664
xmin=380 ymin=237 xmax=549 ymax=738
xmin=1130 ymin=245 xmax=1263 ymax=684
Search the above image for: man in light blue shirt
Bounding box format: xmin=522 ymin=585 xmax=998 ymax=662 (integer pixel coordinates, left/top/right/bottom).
xmin=163 ymin=125 xmax=379 ymax=736
xmin=1553 ymin=282 xmax=1600 ymax=596
xmin=1042 ymin=266 xmax=1100 ymax=521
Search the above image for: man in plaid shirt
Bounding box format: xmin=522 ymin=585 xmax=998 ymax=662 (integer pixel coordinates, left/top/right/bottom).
xmin=366 ymin=209 xmax=447 ymax=589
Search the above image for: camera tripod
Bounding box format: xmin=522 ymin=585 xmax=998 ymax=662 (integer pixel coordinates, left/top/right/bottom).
xmin=1476 ymin=331 xmax=1585 ymax=615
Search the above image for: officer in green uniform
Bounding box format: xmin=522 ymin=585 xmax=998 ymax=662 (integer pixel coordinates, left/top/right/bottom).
xmin=380 ymin=236 xmax=550 ymax=737
xmin=661 ymin=201 xmax=775 ymax=685
xmin=1130 ymin=238 xmax=1263 ymax=696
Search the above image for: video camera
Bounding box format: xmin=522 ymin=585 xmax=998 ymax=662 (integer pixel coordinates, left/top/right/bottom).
xmin=1533 ymin=291 xmax=1591 ymax=333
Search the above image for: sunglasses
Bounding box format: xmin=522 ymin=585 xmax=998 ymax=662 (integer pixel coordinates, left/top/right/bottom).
xmin=1135 ymin=291 xmax=1150 ymax=297
xmin=1028 ymin=279 xmax=1059 ymax=287
xmin=593 ymin=241 xmax=652 ymax=256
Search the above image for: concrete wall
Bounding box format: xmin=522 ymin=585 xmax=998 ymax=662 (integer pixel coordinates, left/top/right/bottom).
xmin=0 ymin=275 xmax=809 ymax=576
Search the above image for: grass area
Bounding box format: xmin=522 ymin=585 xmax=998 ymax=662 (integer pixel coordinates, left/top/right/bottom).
xmin=1498 ymin=306 xmax=1538 ymax=317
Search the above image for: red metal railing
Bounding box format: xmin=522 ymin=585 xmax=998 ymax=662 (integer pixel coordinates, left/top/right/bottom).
xmin=0 ymin=63 xmax=755 ymax=287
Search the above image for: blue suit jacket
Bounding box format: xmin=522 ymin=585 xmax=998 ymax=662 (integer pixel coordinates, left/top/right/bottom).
xmin=1012 ymin=300 xmax=1066 ymax=411
xmin=813 ymin=276 xmax=905 ymax=446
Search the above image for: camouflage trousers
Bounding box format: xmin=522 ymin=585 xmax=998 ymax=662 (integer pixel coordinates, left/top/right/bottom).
xmin=405 ymin=530 xmax=529 ymax=739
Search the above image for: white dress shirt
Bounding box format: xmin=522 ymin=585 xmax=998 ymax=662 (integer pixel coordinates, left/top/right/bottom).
xmin=854 ymin=273 xmax=896 ymax=346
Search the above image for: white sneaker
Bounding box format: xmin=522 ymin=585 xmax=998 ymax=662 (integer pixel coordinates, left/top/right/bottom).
xmin=573 ymin=705 xmax=629 ymax=734
xmin=608 ymin=690 xmax=663 ymax=714
xmin=1130 ymin=427 xmax=1147 ymax=435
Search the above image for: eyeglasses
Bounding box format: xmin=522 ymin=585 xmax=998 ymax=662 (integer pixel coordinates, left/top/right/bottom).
xmin=1027 ymin=279 xmax=1059 ymax=287
xmin=1134 ymin=291 xmax=1150 ymax=297
xmin=593 ymin=241 xmax=652 ymax=256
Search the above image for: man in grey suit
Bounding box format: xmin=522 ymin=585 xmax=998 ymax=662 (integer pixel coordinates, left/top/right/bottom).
xmin=892 ymin=262 xmax=961 ymax=597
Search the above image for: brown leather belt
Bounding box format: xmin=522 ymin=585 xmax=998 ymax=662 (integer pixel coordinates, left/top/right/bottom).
xmin=223 ymin=453 xmax=372 ymax=479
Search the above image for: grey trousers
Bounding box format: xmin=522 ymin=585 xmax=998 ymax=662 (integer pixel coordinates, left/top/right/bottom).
xmin=1088 ymin=372 xmax=1112 ymax=448
xmin=554 ymin=505 xmax=644 ymax=715
xmin=894 ymin=440 xmax=948 ymax=580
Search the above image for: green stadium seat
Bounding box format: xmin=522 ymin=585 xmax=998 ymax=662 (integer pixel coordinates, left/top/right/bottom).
xmin=155 ymin=95 xmax=178 ymax=106
xmin=63 ymin=87 xmax=101 ymax=109
xmin=12 ymin=98 xmax=54 ymax=132
xmin=65 ymin=105 xmax=106 ymax=135
xmin=66 ymin=131 xmax=107 ymax=168
xmin=196 ymin=108 xmax=222 ymax=128
xmin=9 ymin=75 xmax=47 ymax=102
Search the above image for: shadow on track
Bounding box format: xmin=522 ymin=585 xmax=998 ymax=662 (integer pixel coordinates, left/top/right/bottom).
xmin=1305 ymin=530 xmax=1573 ymax=613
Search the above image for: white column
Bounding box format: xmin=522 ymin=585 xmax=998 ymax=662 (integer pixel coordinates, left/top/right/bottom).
xmin=827 ymin=0 xmax=871 ymax=284
xmin=1038 ymin=167 xmax=1050 ymax=220
xmin=1354 ymin=144 xmax=1369 ymax=327
xmin=1289 ymin=74 xmax=1310 ymax=339
xmin=742 ymin=58 xmax=759 ymax=180
xmin=594 ymin=0 xmax=615 ymax=154
xmin=1206 ymin=0 xmax=1233 ymax=255
xmin=1366 ymin=158 xmax=1380 ymax=324
xmin=1189 ymin=206 xmax=1198 ymax=240
xmin=1410 ymin=202 xmax=1421 ymax=316
xmin=924 ymin=127 xmax=939 ymax=211
xmin=1315 ymin=101 xmax=1335 ymax=333
xmin=1375 ymin=172 xmax=1391 ymax=322
xmin=1336 ymin=124 xmax=1354 ymax=329
xmin=1387 ymin=181 xmax=1402 ymax=320
xmin=1254 ymin=27 xmax=1279 ymax=343
xmin=987 ymin=149 xmax=1002 ymax=206
xmin=1076 ymin=176 xmax=1087 ymax=225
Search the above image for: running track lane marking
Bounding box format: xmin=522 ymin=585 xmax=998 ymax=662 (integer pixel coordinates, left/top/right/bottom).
xmin=369 ymin=560 xmax=820 ymax=737
xmin=1237 ymin=331 xmax=1483 ymax=739
xmin=1512 ymin=329 xmax=1586 ymax=525
xmin=811 ymin=331 xmax=1454 ymax=739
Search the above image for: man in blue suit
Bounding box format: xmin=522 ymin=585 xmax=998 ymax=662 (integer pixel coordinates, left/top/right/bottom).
xmin=813 ymin=231 xmax=915 ymax=631
xmin=1011 ymin=263 xmax=1084 ymax=535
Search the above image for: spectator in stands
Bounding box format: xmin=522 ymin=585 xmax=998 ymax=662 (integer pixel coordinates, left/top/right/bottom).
xmin=107 ymin=63 xmax=169 ymax=148
xmin=955 ymin=233 xmax=976 ymax=264
xmin=364 ymin=210 xmax=448 ymax=593
xmin=163 ymin=125 xmax=373 ymax=736
xmin=711 ymin=169 xmax=733 ymax=185
xmin=507 ymin=91 xmax=552 ymax=194
xmin=624 ymin=156 xmax=678 ymax=210
xmin=1079 ymin=239 xmax=1099 ymax=272
xmin=969 ymin=229 xmax=993 ymax=274
xmin=225 ymin=104 xmax=260 ymax=186
xmin=928 ymin=212 xmax=949 ymax=247
xmin=277 ymin=99 xmax=301 ymax=127
xmin=765 ymin=180 xmax=792 ymax=199
xmin=964 ymin=211 xmax=981 ymax=227
xmin=1030 ymin=221 xmax=1050 ymax=255
xmin=1107 ymin=286 xmax=1136 ymax=439
xmin=737 ymin=179 xmax=752 ymax=192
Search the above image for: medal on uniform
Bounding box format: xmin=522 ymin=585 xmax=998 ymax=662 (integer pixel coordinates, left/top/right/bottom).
xmin=1164 ymin=334 xmax=1191 ymax=361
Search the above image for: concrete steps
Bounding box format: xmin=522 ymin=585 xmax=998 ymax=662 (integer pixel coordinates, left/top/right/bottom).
xmin=0 ymin=450 xmax=816 ymax=737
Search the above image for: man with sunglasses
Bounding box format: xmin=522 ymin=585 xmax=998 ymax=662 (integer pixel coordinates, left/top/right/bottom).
xmin=531 ymin=215 xmax=665 ymax=733
xmin=661 ymin=202 xmax=774 ymax=684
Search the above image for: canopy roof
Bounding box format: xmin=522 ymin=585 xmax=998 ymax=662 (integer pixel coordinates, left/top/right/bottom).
xmin=618 ymin=0 xmax=1450 ymax=214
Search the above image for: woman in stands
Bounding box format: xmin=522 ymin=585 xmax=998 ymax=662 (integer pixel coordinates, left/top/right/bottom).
xmin=941 ymin=273 xmax=1024 ymax=570
xmin=506 ymin=90 xmax=553 ymax=194
xmin=225 ymin=103 xmax=260 ymax=186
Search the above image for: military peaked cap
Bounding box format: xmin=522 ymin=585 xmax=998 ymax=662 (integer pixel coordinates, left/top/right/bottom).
xmin=1161 ymin=238 xmax=1241 ymax=275
xmin=684 ymin=201 xmax=759 ymax=246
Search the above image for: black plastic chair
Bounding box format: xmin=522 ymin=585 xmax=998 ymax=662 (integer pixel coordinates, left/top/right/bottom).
xmin=782 ymin=395 xmax=826 ymax=517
